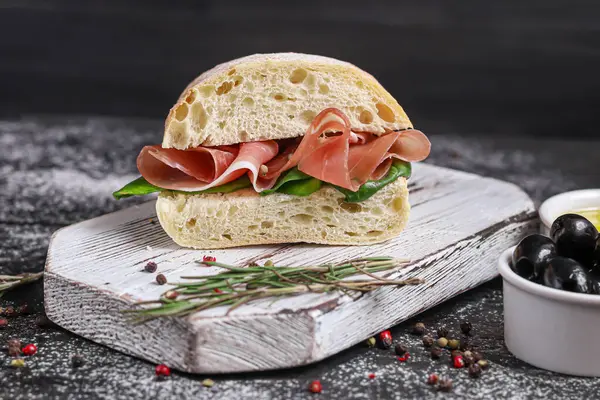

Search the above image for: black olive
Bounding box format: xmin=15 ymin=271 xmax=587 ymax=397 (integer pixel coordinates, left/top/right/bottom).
xmin=543 ymin=256 xmax=592 ymax=293
xmin=511 ymin=234 xmax=556 ymax=281
xmin=550 ymin=214 xmax=598 ymax=267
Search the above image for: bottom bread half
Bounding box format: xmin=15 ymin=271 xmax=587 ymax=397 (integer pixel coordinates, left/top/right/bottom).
xmin=156 ymin=178 xmax=410 ymax=249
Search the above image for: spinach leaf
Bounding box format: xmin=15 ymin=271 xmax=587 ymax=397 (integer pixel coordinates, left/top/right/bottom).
xmin=260 ymin=167 xmax=319 ymax=196
xmin=113 ymin=176 xmax=252 ymax=200
xmin=113 ymin=177 xmax=161 ymax=199
xmin=334 ymin=160 xmax=412 ymax=203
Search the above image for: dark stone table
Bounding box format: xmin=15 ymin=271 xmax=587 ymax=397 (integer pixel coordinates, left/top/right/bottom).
xmin=1 ymin=116 xmax=599 ymax=399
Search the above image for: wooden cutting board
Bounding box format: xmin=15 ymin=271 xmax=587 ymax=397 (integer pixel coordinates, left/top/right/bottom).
xmin=44 ymin=164 xmax=536 ymax=373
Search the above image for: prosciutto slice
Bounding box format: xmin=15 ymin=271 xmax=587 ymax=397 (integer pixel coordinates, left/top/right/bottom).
xmin=136 ymin=108 xmax=430 ymax=193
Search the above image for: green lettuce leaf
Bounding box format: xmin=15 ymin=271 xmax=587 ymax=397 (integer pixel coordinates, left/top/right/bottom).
xmin=334 ymin=160 xmax=412 ymax=203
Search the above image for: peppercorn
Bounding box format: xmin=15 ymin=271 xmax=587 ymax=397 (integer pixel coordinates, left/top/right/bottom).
xmin=17 ymin=304 xmax=29 ymax=315
xmin=450 ymin=350 xmax=462 ymax=358
xmin=366 ymin=337 xmax=376 ymax=348
xmin=463 ymin=354 xmax=475 ymax=366
xmin=468 ymin=363 xmax=482 ymax=378
xmin=164 ymin=290 xmax=179 ymax=300
xmin=447 ymin=339 xmax=460 ymax=350
xmin=378 ymin=330 xmax=393 ymax=349
xmin=202 ymin=378 xmax=215 ymax=387
xmin=22 ymin=344 xmax=37 ymax=356
xmin=436 ymin=327 xmax=449 ymax=338
xmin=7 ymin=338 xmax=22 ymax=349
xmin=35 ymin=315 xmax=56 ymax=328
xmin=156 ymin=274 xmax=167 ymax=285
xmin=463 ymin=350 xmax=473 ymax=358
xmin=430 ymin=347 xmax=443 ymax=359
xmin=422 ymin=335 xmax=434 ymax=347
xmin=8 ymin=345 xmax=21 ymax=357
xmin=5 ymin=306 xmax=15 ymax=317
xmin=72 ymin=354 xmax=85 ymax=368
xmin=144 ymin=261 xmax=158 ymax=273
xmin=460 ymin=321 xmax=473 ymax=335
xmin=472 ymin=351 xmax=483 ymax=362
xmin=0 ymin=318 xmax=7 ymax=328
xmin=155 ymin=364 xmax=171 ymax=377
xmin=264 ymin=259 xmax=274 ymax=267
xmin=437 ymin=378 xmax=453 ymax=392
xmin=412 ymin=322 xmax=426 ymax=335
xmin=427 ymin=374 xmax=439 ymax=385
xmin=309 ymin=380 xmax=322 ymax=393
xmin=10 ymin=359 xmax=25 ymax=368
xmin=477 ymin=359 xmax=489 ymax=370
xmin=394 ymin=343 xmax=408 ymax=356
xmin=436 ymin=337 xmax=448 ymax=348
xmin=452 ymin=355 xmax=465 ymax=368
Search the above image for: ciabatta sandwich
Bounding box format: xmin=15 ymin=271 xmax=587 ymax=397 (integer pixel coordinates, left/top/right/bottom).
xmin=114 ymin=53 xmax=431 ymax=249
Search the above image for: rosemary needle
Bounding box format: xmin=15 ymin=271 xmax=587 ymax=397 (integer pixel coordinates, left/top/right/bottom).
xmin=125 ymin=257 xmax=421 ymax=322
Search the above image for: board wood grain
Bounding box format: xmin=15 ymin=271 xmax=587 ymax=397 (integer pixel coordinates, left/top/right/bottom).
xmin=44 ymin=164 xmax=536 ymax=373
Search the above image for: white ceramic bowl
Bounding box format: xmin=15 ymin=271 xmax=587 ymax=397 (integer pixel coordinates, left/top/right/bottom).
xmin=499 ymin=246 xmax=600 ymax=376
xmin=538 ymin=189 xmax=600 ymax=235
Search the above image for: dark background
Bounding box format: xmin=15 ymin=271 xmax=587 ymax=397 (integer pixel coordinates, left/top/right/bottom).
xmin=2 ymin=0 xmax=600 ymax=138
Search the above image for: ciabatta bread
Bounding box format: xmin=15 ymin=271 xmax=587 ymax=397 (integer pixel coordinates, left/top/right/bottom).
xmin=163 ymin=53 xmax=412 ymax=149
xmin=155 ymin=178 xmax=410 ymax=249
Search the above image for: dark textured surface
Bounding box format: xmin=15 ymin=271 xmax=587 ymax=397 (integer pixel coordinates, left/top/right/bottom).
xmin=1 ymin=116 xmax=600 ymax=399
xmin=2 ymin=1 xmax=600 ymax=138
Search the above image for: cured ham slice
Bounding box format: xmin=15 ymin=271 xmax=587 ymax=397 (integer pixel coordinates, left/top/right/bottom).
xmin=138 ymin=141 xmax=278 ymax=191
xmin=136 ymin=108 xmax=430 ymax=193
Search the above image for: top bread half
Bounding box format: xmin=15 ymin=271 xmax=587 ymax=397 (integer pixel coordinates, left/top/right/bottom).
xmin=163 ymin=53 xmax=413 ymax=149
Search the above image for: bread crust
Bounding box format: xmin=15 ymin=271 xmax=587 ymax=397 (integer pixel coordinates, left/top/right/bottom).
xmin=156 ymin=178 xmax=410 ymax=249
xmin=163 ymin=52 xmax=412 ymax=148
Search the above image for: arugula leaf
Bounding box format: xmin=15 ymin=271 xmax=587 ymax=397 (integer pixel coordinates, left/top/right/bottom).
xmin=113 ymin=176 xmax=252 ymax=200
xmin=260 ymin=168 xmax=317 ymax=196
xmin=334 ymin=160 xmax=412 ymax=203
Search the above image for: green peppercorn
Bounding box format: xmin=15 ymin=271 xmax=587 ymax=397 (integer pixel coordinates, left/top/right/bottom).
xmin=430 ymin=347 xmax=443 ymax=359
xmin=437 ymin=327 xmax=449 ymax=338
xmin=468 ymin=363 xmax=482 ymax=378
xmin=436 ymin=337 xmax=448 ymax=348
xmin=422 ymin=335 xmax=434 ymax=347
xmin=447 ymin=339 xmax=460 ymax=350
xmin=412 ymin=322 xmax=426 ymax=335
xmin=366 ymin=337 xmax=376 ymax=348
xmin=477 ymin=359 xmax=489 ymax=370
xmin=202 ymin=378 xmax=215 ymax=387
xmin=264 ymin=260 xmax=274 ymax=267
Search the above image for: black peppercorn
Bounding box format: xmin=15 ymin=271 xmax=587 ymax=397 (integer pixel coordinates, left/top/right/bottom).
xmin=468 ymin=363 xmax=482 ymax=378
xmin=395 ymin=343 xmax=408 ymax=356
xmin=35 ymin=315 xmax=56 ymax=328
xmin=460 ymin=321 xmax=473 ymax=335
xmin=436 ymin=327 xmax=449 ymax=338
xmin=72 ymin=354 xmax=85 ymax=368
xmin=156 ymin=274 xmax=167 ymax=285
xmin=145 ymin=261 xmax=158 ymax=273
xmin=430 ymin=347 xmax=443 ymax=359
xmin=437 ymin=378 xmax=453 ymax=392
xmin=463 ymin=354 xmax=475 ymax=366
xmin=422 ymin=335 xmax=434 ymax=348
xmin=447 ymin=339 xmax=460 ymax=350
xmin=472 ymin=351 xmax=484 ymax=362
xmin=412 ymin=322 xmax=426 ymax=335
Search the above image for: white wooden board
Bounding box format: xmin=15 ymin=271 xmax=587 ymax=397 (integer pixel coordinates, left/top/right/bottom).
xmin=44 ymin=164 xmax=536 ymax=373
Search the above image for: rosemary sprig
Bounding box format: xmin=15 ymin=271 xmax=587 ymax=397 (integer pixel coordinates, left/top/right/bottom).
xmin=124 ymin=256 xmax=422 ymax=323
xmin=0 ymin=272 xmax=44 ymax=297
